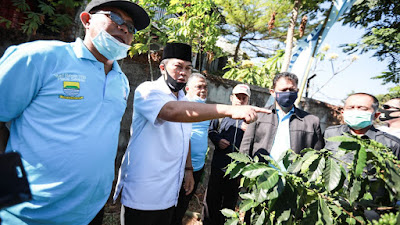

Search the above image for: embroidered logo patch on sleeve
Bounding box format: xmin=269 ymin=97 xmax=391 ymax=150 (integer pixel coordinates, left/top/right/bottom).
xmin=60 ymin=81 xmax=84 ymax=100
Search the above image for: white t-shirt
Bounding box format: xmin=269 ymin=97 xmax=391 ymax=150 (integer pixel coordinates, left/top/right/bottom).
xmin=114 ymin=77 xmax=192 ymax=210
xmin=377 ymin=125 xmax=400 ymax=139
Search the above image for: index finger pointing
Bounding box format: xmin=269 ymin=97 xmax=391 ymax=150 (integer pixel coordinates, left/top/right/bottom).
xmin=253 ymin=107 xmax=272 ymax=114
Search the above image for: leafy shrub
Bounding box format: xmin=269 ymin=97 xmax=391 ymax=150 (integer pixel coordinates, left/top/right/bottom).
xmin=224 ymin=135 xmax=400 ymax=224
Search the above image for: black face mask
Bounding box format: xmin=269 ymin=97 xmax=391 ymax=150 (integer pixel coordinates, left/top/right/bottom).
xmin=379 ymin=108 xmax=400 ymax=121
xmin=275 ymin=91 xmax=298 ymax=108
xmin=164 ymin=69 xmax=186 ymax=92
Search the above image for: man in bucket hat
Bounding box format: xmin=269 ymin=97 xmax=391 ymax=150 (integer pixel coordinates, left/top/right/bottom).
xmin=114 ymin=43 xmax=270 ymax=225
xmin=0 ymin=0 xmax=149 ymax=224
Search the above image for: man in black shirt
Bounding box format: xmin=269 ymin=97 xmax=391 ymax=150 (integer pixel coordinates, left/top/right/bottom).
xmin=203 ymin=84 xmax=251 ymax=225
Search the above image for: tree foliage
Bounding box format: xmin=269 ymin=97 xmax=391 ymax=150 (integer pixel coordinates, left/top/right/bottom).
xmin=0 ymin=0 xmax=83 ymax=37
xmin=224 ymin=135 xmax=400 ymax=224
xmin=341 ymin=0 xmax=400 ymax=84
xmin=376 ymin=86 xmax=400 ymax=105
xmin=222 ymin=49 xmax=284 ymax=88
xmin=214 ymin=0 xmax=295 ymax=62
xmin=132 ymin=0 xmax=223 ymax=71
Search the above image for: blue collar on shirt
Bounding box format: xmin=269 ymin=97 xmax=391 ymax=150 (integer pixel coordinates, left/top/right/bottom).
xmin=72 ymin=38 xmax=123 ymax=74
xmin=276 ymin=107 xmax=295 ymax=122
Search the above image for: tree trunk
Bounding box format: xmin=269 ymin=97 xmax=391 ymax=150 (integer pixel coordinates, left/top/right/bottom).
xmin=281 ymin=0 xmax=301 ymax=72
xmin=234 ymin=35 xmax=244 ymax=62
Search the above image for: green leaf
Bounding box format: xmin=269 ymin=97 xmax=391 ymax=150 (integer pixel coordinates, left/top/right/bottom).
xmin=241 ymin=163 xmax=270 ymax=179
xmin=227 ymin=152 xmax=252 ymax=163
xmin=240 ymin=199 xmax=255 ymax=212
xmin=266 ymin=181 xmax=282 ymax=200
xmin=319 ymin=195 xmax=333 ymax=225
xmin=225 ymin=161 xmax=239 ymax=177
xmin=338 ymin=141 xmax=361 ymax=152
xmin=239 ymin=193 xmax=255 ymax=200
xmin=323 ymin=158 xmax=341 ymax=191
xmin=255 ymin=209 xmax=266 ymax=225
xmin=301 ymin=154 xmax=320 ymax=174
xmin=229 ymin=162 xmax=246 ymax=179
xmin=384 ymin=160 xmax=400 ymax=198
xmin=310 ymin=157 xmax=326 ymax=182
xmin=276 ymin=209 xmax=291 ymax=223
xmin=255 ymin=187 xmax=268 ymax=203
xmin=221 ymin=208 xmax=237 ymax=218
xmin=302 ymin=200 xmax=319 ymax=224
xmin=257 ymin=169 xmax=280 ymax=190
xmin=224 ymin=218 xmax=239 ymax=225
xmin=287 ymin=160 xmax=302 ymax=174
xmin=326 ymin=135 xmax=357 ymax=143
xmin=349 ymin=178 xmax=362 ymax=204
xmin=355 ymin=146 xmax=367 ymax=178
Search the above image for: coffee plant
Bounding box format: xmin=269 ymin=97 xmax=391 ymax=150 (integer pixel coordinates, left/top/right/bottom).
xmin=223 ymin=134 xmax=400 ymax=224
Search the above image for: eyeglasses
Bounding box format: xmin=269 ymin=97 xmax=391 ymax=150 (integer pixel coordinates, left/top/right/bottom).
xmin=95 ymin=11 xmax=137 ymax=34
xmin=382 ymin=104 xmax=400 ymax=110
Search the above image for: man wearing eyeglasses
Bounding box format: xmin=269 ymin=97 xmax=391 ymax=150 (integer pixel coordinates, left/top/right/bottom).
xmin=378 ymin=98 xmax=400 ymax=138
xmin=0 ymin=0 xmax=149 ymax=224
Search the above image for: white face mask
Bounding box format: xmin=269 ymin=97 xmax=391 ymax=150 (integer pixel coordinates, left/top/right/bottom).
xmin=187 ymin=95 xmax=206 ymax=103
xmin=343 ymin=110 xmax=373 ymax=130
xmin=92 ymin=29 xmax=131 ymax=61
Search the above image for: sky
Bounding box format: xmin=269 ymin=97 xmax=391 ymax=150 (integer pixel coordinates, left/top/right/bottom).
xmin=304 ymin=23 xmax=394 ymax=106
xmin=240 ymin=13 xmax=395 ymax=107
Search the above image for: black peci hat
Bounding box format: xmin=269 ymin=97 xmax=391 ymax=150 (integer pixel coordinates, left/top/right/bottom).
xmin=85 ymin=0 xmax=150 ymax=31
xmin=162 ymin=43 xmax=192 ymax=62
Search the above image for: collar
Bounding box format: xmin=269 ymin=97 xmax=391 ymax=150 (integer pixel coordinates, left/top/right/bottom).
xmin=269 ymin=104 xmax=303 ymax=121
xmin=72 ymin=38 xmax=123 ymax=74
xmin=276 ymin=107 xmax=295 ymax=119
xmin=341 ymin=125 xmax=379 ymax=139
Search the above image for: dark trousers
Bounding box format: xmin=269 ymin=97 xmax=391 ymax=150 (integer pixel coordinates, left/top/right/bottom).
xmin=122 ymin=205 xmax=175 ymax=225
xmin=88 ymin=207 xmax=104 ymax=225
xmin=170 ymin=168 xmax=204 ymax=225
xmin=202 ymin=167 xmax=239 ymax=225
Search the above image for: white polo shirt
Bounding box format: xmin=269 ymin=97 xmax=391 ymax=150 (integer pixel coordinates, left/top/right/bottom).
xmin=114 ymin=77 xmax=192 ymax=210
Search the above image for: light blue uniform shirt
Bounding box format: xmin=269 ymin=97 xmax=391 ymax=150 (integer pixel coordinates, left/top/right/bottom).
xmin=0 ymin=38 xmax=129 ymax=224
xmin=186 ymin=97 xmax=210 ymax=171
xmin=270 ymin=108 xmax=294 ymax=170
xmin=114 ymin=77 xmax=192 ymax=210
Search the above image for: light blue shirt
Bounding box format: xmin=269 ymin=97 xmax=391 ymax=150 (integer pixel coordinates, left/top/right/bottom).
xmin=0 ymin=38 xmax=129 ymax=225
xmin=269 ymin=107 xmax=294 ymax=170
xmin=114 ymin=77 xmax=192 ymax=210
xmin=187 ymin=97 xmax=210 ymax=171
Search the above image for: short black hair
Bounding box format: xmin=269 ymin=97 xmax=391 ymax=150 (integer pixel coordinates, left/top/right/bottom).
xmin=346 ymin=92 xmax=379 ymax=111
xmin=272 ymin=72 xmax=298 ymax=89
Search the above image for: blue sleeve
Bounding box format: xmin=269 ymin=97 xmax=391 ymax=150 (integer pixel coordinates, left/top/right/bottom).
xmin=0 ymin=45 xmax=43 ymax=121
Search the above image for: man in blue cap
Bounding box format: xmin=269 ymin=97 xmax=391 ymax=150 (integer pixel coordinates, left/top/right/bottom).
xmin=0 ymin=0 xmax=150 ymax=224
xmin=114 ymin=42 xmax=271 ymax=225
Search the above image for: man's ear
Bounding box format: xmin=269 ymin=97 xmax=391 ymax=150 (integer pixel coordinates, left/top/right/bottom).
xmin=159 ymin=63 xmax=165 ymax=72
xmin=269 ymin=89 xmax=275 ymax=98
xmin=185 ymin=86 xmax=189 ymax=92
xmin=374 ymin=111 xmax=381 ymax=120
xmin=80 ymin=12 xmax=91 ymax=29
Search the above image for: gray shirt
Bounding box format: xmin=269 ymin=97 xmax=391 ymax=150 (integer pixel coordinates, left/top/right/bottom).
xmin=324 ymin=125 xmax=400 ymax=164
